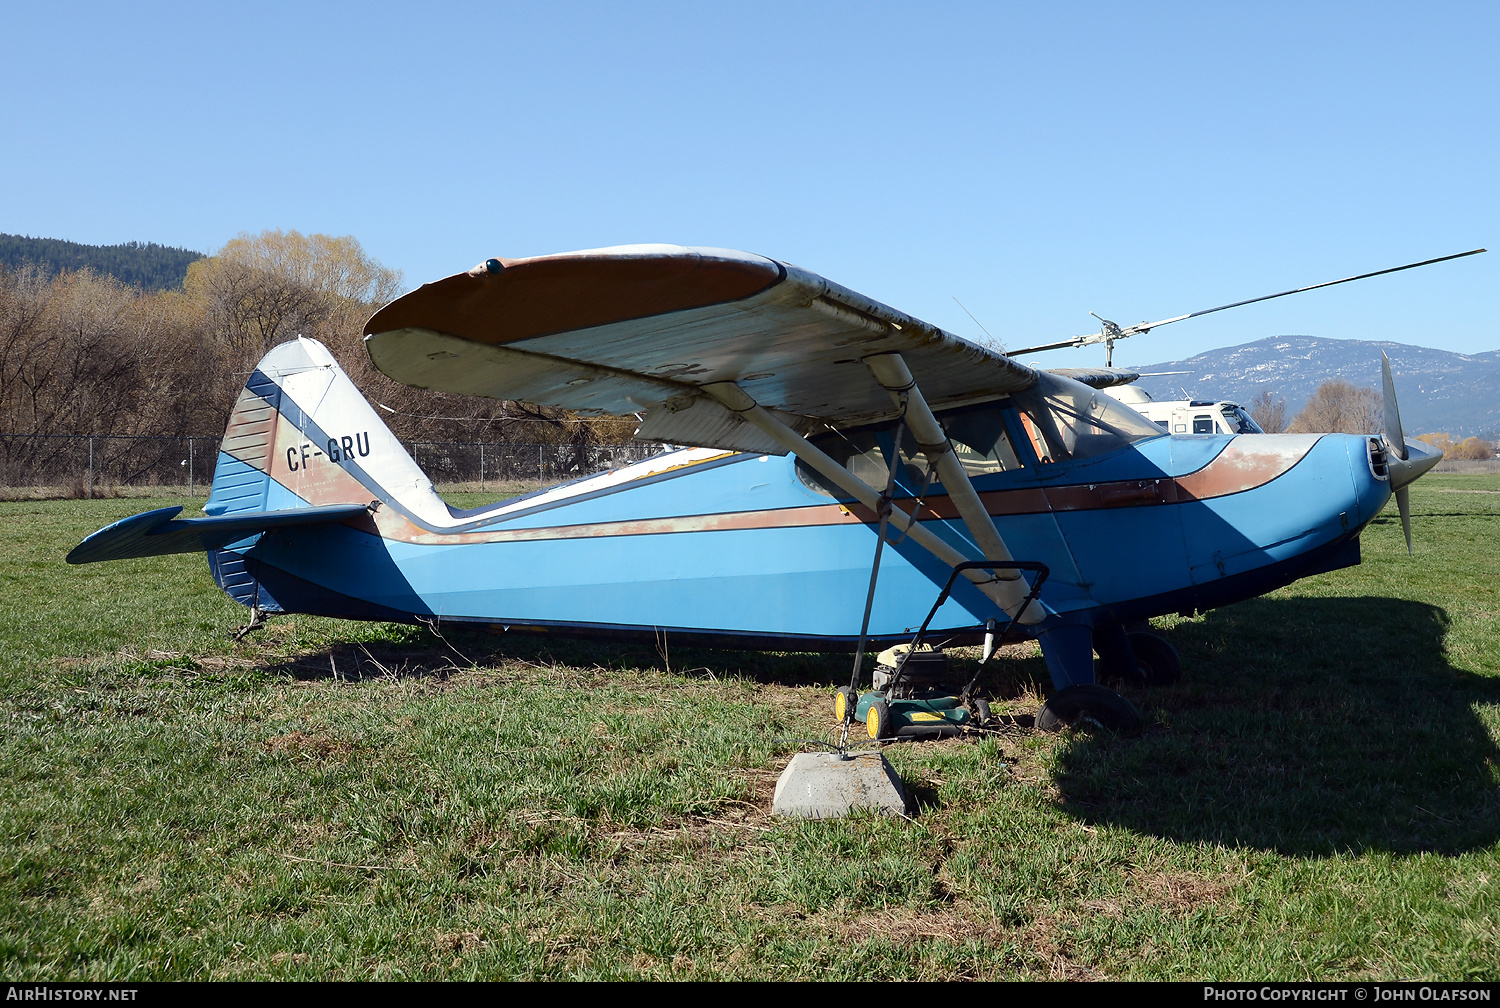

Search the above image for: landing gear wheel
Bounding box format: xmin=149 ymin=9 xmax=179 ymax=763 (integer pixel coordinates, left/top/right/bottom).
xmin=1098 ymin=656 xmax=1148 ymax=691
xmin=1037 ymin=684 xmax=1142 ymax=734
xmin=833 ymin=687 xmax=857 ymax=723
xmin=969 ymin=696 xmax=993 ymax=727
xmin=866 ymin=698 xmax=893 ymax=740
xmin=1126 ymin=632 xmax=1182 ymax=687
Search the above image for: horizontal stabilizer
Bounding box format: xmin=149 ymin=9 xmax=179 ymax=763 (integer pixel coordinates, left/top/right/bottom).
xmin=67 ymin=504 xmax=371 ymax=565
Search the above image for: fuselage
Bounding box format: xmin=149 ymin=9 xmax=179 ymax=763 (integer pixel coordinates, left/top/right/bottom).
xmin=204 ymin=379 xmax=1392 ymax=650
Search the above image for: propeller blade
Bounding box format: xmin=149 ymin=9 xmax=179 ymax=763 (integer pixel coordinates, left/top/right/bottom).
xmin=1396 ymin=484 xmax=1413 ymax=555
xmin=1381 ymin=352 xmax=1408 ymax=461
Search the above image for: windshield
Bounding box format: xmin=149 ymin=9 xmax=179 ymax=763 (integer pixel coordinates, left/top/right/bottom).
xmin=1222 ymin=405 xmax=1263 ymax=434
xmin=1010 ymin=373 xmax=1165 ymax=463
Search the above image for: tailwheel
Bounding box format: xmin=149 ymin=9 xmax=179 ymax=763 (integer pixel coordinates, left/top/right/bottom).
xmin=1037 ymin=684 xmax=1142 ymax=734
xmin=833 ymin=687 xmax=857 ymax=723
xmin=866 ymin=698 xmax=893 ymax=740
xmin=1126 ymin=632 xmax=1182 ymax=687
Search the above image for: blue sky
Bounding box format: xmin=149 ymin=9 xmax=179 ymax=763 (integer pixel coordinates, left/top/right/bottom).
xmin=3 ymin=1 xmax=1494 ymax=366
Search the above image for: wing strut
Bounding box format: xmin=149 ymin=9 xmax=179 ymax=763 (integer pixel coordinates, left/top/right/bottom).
xmin=863 ymin=352 xmax=1023 ymax=583
xmin=701 ymin=380 xmax=1046 ymax=625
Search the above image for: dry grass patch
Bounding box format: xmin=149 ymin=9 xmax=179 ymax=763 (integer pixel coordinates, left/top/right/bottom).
xmin=261 ymin=730 xmax=358 ymax=759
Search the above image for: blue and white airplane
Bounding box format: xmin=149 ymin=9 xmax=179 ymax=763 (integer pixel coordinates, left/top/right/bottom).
xmin=69 ymin=245 xmax=1448 ymax=732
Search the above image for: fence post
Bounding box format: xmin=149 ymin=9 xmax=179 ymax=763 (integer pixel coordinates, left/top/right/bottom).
xmin=480 ymin=443 xmax=485 ymax=493
xmin=87 ymin=436 xmax=94 ymax=499
xmin=188 ymin=437 xmax=195 ymax=497
xmin=538 ymin=444 xmax=543 ymax=484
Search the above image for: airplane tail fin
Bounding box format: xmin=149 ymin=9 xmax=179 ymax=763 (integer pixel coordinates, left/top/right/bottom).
xmin=205 ymin=337 xmax=451 ymax=526
xmin=70 ymin=338 xmax=444 ymax=620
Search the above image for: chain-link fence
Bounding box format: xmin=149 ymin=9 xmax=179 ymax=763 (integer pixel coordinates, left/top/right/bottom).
xmin=0 ymin=434 xmax=669 ymax=499
xmin=1434 ymin=459 xmax=1500 ymax=474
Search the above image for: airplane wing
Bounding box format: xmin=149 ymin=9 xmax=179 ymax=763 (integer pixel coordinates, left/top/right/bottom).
xmin=363 ymin=245 xmax=1039 ymax=455
xmin=66 ymin=504 xmax=371 ymax=564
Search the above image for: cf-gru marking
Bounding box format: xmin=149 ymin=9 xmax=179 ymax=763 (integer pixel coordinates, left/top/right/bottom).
xmin=286 ymin=433 xmax=370 ymax=471
xmin=327 ymin=432 xmax=371 ymax=463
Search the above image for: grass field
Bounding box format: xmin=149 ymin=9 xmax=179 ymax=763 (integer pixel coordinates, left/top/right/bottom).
xmin=2 ymin=477 xmax=1498 ymax=980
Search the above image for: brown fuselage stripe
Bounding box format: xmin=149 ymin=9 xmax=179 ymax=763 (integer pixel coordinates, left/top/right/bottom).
xmin=220 ymin=416 xmax=1319 ymax=545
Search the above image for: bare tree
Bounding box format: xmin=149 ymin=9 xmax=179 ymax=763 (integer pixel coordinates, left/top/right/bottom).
xmin=0 ymin=230 xmax=642 ymax=492
xmin=0 ymin=266 xmax=220 ymax=490
xmin=1286 ymin=379 xmax=1383 ymax=435
xmin=1248 ymin=388 xmax=1288 ymax=433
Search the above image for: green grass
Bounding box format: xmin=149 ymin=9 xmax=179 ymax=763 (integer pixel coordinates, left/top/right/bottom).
xmin=1 ymin=479 xmax=1497 ymax=980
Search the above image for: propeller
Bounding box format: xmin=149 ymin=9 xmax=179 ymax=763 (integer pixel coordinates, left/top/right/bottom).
xmin=1382 ymin=352 xmax=1413 ymax=553
xmin=1381 ymin=352 xmax=1444 ymax=554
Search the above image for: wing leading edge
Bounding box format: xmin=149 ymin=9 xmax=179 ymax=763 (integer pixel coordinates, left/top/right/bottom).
xmin=363 ymin=245 xmax=1040 ymax=454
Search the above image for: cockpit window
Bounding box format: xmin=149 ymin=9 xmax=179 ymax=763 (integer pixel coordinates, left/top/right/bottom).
xmin=900 ymin=402 xmax=1023 ymax=482
xmin=1010 ymin=373 xmax=1166 ymax=463
xmin=795 ymin=429 xmax=888 ymax=498
xmin=795 ymin=401 xmax=1024 ymax=497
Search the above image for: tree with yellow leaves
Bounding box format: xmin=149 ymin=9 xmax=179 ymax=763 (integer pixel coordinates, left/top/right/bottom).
xmin=1416 ymin=433 xmax=1495 ymax=460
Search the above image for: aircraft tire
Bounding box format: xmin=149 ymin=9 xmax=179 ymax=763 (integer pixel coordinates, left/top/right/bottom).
xmin=834 ymin=687 xmax=857 ymax=723
xmin=1037 ymin=684 xmax=1142 ymax=734
xmin=1126 ymin=632 xmax=1182 ymax=687
xmin=866 ymin=699 xmax=893 ymax=740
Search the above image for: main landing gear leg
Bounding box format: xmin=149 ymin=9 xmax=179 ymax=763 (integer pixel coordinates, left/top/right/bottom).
xmin=1092 ymin=623 xmax=1147 ymax=689
xmin=1037 ymin=623 xmax=1142 ymax=733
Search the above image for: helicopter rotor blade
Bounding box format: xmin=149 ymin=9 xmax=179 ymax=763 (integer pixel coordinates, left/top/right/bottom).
xmin=1006 ymin=248 xmax=1485 ymax=358
xmin=1117 ymin=248 xmax=1487 ymax=338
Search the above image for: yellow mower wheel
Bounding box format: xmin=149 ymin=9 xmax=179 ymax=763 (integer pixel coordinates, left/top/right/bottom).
xmin=866 ymin=699 xmax=893 ymax=740
xmin=833 ymin=687 xmax=856 ymax=723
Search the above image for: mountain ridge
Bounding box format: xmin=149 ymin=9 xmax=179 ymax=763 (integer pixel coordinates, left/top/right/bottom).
xmin=1124 ymin=335 xmax=1500 ymax=438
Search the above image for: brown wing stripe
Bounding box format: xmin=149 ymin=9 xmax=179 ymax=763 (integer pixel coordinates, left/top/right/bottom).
xmin=363 ymin=252 xmax=782 ymax=347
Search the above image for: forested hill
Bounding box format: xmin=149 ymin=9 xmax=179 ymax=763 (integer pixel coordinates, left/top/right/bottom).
xmin=0 ymin=234 xmax=205 ymax=291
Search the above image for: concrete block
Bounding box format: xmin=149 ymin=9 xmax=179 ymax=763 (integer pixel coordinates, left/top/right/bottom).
xmin=771 ymin=751 xmax=912 ymax=819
